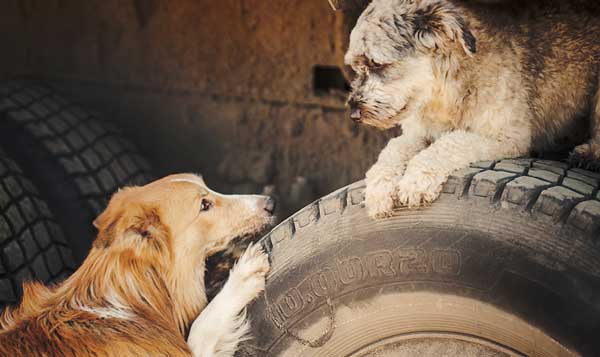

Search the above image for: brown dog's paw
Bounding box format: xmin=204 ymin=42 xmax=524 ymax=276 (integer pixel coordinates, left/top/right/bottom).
xmin=227 ymin=244 xmax=270 ymax=305
xmin=235 ymin=243 xmax=270 ymax=277
xmin=205 ymin=244 xmax=248 ymax=300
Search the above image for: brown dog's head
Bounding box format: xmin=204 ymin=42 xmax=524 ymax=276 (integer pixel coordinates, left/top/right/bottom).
xmin=345 ymin=0 xmax=476 ymax=129
xmin=93 ymin=173 xmax=275 ymax=257
xmin=86 ymin=173 xmax=275 ymax=331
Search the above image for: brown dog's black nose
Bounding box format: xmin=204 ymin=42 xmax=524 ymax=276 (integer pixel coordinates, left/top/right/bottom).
xmin=264 ymin=197 xmax=276 ymax=214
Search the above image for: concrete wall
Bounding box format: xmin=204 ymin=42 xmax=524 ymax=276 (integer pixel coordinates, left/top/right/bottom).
xmin=0 ymin=0 xmax=394 ymax=216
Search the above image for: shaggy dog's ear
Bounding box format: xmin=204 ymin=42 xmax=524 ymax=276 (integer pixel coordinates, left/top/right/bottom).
xmin=93 ymin=188 xmax=168 ymax=249
xmin=411 ymin=1 xmax=476 ymax=56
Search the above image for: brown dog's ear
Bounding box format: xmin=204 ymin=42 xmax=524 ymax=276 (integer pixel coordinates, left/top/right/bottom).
xmin=412 ymin=2 xmax=476 ymax=56
xmin=121 ymin=206 xmax=166 ymax=243
xmin=92 ymin=187 xmax=166 ymax=249
xmin=93 ymin=188 xmax=131 ymax=230
xmin=94 ymin=203 xmax=167 ymax=250
xmin=92 ymin=188 xmax=129 ymax=248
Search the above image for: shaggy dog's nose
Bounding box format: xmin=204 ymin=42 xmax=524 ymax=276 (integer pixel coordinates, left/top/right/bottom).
xmin=264 ymin=197 xmax=276 ymax=214
xmin=350 ymin=108 xmax=362 ymax=122
xmin=348 ymin=98 xmax=362 ymax=122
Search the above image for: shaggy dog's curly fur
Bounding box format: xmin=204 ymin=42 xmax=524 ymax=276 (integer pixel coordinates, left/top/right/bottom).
xmin=345 ymin=0 xmax=600 ymax=217
xmin=0 ymin=174 xmax=275 ymax=356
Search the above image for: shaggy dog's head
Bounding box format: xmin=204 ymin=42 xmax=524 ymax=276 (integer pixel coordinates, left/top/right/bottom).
xmin=345 ymin=0 xmax=476 ymax=129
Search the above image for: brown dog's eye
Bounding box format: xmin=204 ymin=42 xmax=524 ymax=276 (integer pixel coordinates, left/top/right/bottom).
xmin=200 ymin=199 xmax=213 ymax=212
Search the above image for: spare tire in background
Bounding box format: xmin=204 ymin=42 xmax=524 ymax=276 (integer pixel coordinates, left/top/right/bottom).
xmin=0 ymin=148 xmax=75 ymax=306
xmin=242 ymin=159 xmax=600 ymax=356
xmin=0 ymin=81 xmax=155 ymax=263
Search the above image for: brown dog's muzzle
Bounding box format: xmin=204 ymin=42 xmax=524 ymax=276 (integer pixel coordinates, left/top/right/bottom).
xmin=263 ymin=197 xmax=276 ymax=214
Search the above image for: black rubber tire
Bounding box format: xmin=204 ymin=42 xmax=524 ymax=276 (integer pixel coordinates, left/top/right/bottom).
xmin=0 ymin=148 xmax=76 ymax=306
xmin=0 ymin=81 xmax=155 ymax=263
xmin=242 ymin=159 xmax=600 ymax=356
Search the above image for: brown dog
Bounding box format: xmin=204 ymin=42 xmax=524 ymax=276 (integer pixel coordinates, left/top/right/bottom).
xmin=0 ymin=174 xmax=275 ymax=356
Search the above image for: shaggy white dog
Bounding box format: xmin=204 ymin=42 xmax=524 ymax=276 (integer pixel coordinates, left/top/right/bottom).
xmin=345 ymin=0 xmax=600 ymax=217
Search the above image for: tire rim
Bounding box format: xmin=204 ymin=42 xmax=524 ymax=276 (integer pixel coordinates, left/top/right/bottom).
xmin=351 ymin=332 xmax=522 ymax=357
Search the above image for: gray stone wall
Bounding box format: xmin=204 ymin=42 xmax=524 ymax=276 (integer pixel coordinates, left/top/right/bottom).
xmin=0 ymin=0 xmax=394 ymax=217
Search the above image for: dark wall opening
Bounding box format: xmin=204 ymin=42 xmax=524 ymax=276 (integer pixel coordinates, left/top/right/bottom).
xmin=313 ymin=65 xmax=350 ymax=96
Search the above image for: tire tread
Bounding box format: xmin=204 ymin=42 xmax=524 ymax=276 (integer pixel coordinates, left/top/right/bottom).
xmin=0 ymin=80 xmax=155 ymax=261
xmin=261 ymin=158 xmax=600 ymax=254
xmin=0 ymin=150 xmax=74 ymax=305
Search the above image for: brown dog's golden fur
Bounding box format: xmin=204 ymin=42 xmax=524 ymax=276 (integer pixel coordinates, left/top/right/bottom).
xmin=0 ymin=174 xmax=274 ymax=356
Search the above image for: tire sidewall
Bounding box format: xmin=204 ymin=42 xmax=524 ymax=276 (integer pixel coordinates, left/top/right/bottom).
xmin=246 ymin=189 xmax=600 ymax=356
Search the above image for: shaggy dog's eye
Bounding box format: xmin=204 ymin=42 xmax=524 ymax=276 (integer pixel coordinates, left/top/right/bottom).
xmin=200 ymin=199 xmax=213 ymax=212
xmin=370 ymin=62 xmax=388 ymax=72
xmin=366 ymin=57 xmax=380 ymax=68
xmin=353 ymin=64 xmax=368 ymax=75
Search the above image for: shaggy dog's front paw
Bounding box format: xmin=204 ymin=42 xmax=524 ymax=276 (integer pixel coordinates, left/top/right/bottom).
xmin=396 ymin=170 xmax=445 ymax=208
xmin=228 ymin=243 xmax=270 ymax=305
xmin=570 ymin=142 xmax=600 ymax=171
xmin=365 ymin=165 xmax=402 ymax=218
xmin=365 ymin=180 xmax=397 ymax=218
